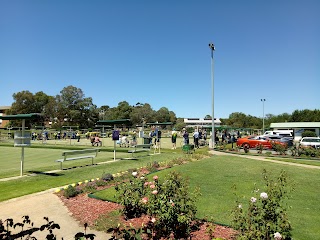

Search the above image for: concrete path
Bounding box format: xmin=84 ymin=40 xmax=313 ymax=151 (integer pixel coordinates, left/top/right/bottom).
xmin=0 ymin=190 xmax=110 ymax=240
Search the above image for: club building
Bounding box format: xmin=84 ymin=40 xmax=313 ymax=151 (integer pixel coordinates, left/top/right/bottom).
xmin=184 ymin=118 xmax=221 ymax=128
xmin=270 ymin=122 xmax=320 ymax=141
xmin=0 ymin=106 xmax=10 ymax=128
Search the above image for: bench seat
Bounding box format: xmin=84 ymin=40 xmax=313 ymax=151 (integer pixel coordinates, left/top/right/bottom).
xmin=128 ymin=149 xmax=150 ymax=153
xmin=56 ymin=149 xmax=99 ymax=169
xmin=126 ymin=144 xmax=152 ymax=159
xmin=56 ymin=155 xmax=96 ymax=162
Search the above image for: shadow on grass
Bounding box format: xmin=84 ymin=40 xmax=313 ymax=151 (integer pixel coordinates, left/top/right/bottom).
xmin=27 ymin=171 xmax=63 ymax=177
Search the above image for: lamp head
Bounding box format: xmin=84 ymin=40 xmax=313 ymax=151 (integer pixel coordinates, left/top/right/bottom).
xmin=209 ymin=43 xmax=215 ymax=51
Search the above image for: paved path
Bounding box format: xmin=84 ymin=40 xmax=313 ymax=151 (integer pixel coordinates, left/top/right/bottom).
xmin=0 ymin=189 xmax=110 ymax=240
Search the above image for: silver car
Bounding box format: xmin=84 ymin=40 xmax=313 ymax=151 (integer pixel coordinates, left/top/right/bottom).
xmin=299 ymin=137 xmax=320 ymax=149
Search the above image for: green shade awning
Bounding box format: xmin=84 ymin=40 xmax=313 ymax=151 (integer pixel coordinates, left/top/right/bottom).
xmin=97 ymin=119 xmax=132 ymax=125
xmin=0 ymin=113 xmax=42 ymax=120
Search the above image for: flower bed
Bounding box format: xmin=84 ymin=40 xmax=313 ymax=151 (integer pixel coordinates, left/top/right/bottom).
xmin=59 ymin=193 xmax=237 ymax=239
xmin=56 ymin=156 xmax=238 ymax=239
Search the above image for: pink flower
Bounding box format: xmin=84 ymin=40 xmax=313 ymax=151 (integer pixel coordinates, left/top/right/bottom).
xmin=150 ymin=184 xmax=156 ymax=189
xmin=144 ymin=182 xmax=149 ymax=186
xmin=153 ymin=175 xmax=159 ymax=180
xmin=152 ymin=190 xmax=158 ymax=195
xmin=141 ymin=197 xmax=148 ymax=204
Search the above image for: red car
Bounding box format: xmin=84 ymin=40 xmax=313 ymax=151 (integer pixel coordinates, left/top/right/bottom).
xmin=236 ymin=136 xmax=286 ymax=149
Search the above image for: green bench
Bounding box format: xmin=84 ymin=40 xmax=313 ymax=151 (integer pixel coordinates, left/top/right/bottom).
xmin=127 ymin=144 xmax=153 ymax=159
xmin=182 ymin=144 xmax=195 ymax=154
xmin=56 ymin=148 xmax=100 ymax=170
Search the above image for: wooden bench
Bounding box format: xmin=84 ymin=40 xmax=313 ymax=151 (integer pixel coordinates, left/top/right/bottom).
xmin=56 ymin=148 xmax=100 ymax=170
xmin=127 ymin=144 xmax=153 ymax=159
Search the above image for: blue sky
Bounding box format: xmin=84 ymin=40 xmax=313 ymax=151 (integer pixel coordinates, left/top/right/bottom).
xmin=0 ymin=0 xmax=319 ymax=119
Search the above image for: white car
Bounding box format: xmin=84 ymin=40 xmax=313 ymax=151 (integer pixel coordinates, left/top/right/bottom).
xmin=299 ymin=137 xmax=320 ymax=149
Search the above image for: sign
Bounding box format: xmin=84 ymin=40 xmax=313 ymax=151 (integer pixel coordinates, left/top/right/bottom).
xmin=14 ymin=131 xmax=31 ymax=147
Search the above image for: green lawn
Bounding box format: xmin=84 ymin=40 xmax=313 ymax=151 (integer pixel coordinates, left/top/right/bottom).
xmin=93 ymin=155 xmax=320 ymax=240
xmin=0 ymin=143 xmax=319 ymax=240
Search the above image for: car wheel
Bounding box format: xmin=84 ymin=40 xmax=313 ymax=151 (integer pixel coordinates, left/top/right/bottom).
xmin=242 ymin=143 xmax=250 ymax=149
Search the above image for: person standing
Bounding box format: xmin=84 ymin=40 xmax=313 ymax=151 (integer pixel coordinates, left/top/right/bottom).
xmin=182 ymin=128 xmax=189 ymax=145
xmin=193 ymin=129 xmax=199 ymax=148
xmin=76 ymin=132 xmax=80 ymax=142
xmin=171 ymin=128 xmax=178 ymax=149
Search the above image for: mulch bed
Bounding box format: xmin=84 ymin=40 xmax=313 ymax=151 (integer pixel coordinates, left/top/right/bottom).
xmin=59 ymin=193 xmax=237 ymax=239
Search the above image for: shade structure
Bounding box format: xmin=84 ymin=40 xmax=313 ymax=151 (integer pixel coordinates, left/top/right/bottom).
xmin=0 ymin=113 xmax=42 ymax=120
xmin=0 ymin=113 xmax=42 ymax=176
xmin=96 ymin=119 xmax=132 ymax=161
xmin=96 ymin=119 xmax=132 ymax=126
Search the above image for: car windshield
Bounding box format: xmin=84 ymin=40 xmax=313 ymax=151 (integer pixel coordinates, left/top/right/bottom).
xmin=302 ymin=138 xmax=320 ymax=143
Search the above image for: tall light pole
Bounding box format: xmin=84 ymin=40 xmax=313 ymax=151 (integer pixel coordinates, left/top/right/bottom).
xmin=209 ymin=42 xmax=215 ymax=149
xmin=261 ymin=99 xmax=266 ymax=134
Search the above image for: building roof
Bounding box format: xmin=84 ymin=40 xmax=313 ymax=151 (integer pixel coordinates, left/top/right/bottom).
xmin=270 ymin=122 xmax=320 ymax=128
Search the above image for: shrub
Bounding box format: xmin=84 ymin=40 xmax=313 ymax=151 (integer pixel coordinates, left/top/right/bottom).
xmin=232 ymin=169 xmax=292 ymax=240
xmin=301 ymin=130 xmax=317 ymax=137
xmin=146 ymin=161 xmax=160 ymax=173
xmin=0 ymin=216 xmax=61 ymax=239
xmin=272 ymin=142 xmax=287 ymax=155
xmin=64 ymin=185 xmax=82 ymax=198
xmin=101 ymin=173 xmax=114 ymax=182
xmin=115 ymin=175 xmax=148 ymax=218
xmin=256 ymin=143 xmax=264 ymax=154
xmin=114 ymin=171 xmax=200 ymax=239
xmin=82 ymin=181 xmax=98 ymax=193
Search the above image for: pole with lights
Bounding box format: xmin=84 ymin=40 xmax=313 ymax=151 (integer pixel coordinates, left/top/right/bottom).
xmin=209 ymin=42 xmax=215 ymax=149
xmin=261 ymin=99 xmax=266 ymax=134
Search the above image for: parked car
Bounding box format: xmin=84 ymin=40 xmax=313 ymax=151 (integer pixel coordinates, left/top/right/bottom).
xmin=299 ymin=137 xmax=320 ymax=149
xmin=236 ymin=136 xmax=274 ymax=149
xmin=264 ymin=135 xmax=293 ymax=147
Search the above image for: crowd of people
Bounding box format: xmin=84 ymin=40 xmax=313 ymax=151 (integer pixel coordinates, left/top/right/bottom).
xmin=29 ymin=127 xmax=242 ymax=150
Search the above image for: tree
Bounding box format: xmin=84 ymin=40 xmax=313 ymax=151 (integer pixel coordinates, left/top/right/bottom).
xmin=9 ymin=90 xmax=36 ymax=115
xmin=174 ymin=118 xmax=186 ymax=131
xmin=290 ymin=109 xmax=320 ymax=122
xmin=156 ymin=107 xmax=176 ymax=124
xmin=227 ymin=112 xmax=247 ymax=128
xmin=130 ymin=103 xmax=156 ymax=127
xmin=55 ymin=85 xmax=97 ymax=128
xmin=8 ymin=90 xmax=51 ymax=127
